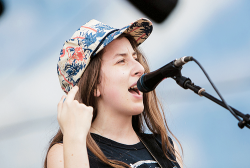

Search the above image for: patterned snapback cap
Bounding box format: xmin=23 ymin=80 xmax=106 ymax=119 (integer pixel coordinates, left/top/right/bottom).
xmin=57 ymin=18 xmax=153 ymax=93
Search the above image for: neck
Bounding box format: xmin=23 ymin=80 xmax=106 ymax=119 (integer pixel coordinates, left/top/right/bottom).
xmin=90 ymin=107 xmax=140 ymax=145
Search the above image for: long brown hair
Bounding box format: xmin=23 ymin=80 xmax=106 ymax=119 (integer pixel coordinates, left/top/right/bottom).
xmin=44 ymin=33 xmax=182 ymax=168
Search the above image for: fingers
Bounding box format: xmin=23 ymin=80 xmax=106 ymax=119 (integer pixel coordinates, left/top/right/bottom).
xmin=65 ymin=86 xmax=79 ymax=103
xmin=56 ymin=86 xmax=93 ymax=138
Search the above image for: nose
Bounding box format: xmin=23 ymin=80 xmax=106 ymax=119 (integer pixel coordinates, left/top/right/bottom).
xmin=132 ymin=58 xmax=145 ymax=77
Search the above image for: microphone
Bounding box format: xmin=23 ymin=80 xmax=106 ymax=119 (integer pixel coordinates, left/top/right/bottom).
xmin=137 ymin=56 xmax=193 ymax=92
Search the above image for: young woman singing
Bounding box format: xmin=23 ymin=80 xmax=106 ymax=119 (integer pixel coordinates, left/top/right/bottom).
xmin=44 ymin=18 xmax=183 ymax=168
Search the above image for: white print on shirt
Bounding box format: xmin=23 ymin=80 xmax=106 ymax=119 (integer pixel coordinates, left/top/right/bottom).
xmin=129 ymin=160 xmax=159 ymax=168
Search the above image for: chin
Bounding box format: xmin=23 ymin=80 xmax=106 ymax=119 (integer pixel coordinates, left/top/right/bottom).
xmin=130 ymin=106 xmax=144 ymax=116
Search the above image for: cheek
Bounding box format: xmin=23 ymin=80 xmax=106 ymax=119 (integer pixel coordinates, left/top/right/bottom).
xmin=100 ymin=70 xmax=126 ymax=95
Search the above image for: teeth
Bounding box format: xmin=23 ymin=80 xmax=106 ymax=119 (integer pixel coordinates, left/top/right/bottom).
xmin=130 ymin=85 xmax=137 ymax=90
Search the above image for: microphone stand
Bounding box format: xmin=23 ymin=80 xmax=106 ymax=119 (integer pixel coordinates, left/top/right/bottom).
xmin=172 ymin=75 xmax=250 ymax=129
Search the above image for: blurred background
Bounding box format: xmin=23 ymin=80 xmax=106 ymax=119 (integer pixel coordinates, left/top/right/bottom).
xmin=0 ymin=0 xmax=249 ymax=167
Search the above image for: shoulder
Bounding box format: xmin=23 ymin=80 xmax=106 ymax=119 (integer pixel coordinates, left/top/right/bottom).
xmin=154 ymin=134 xmax=183 ymax=168
xmin=153 ymin=133 xmax=174 ymax=145
xmin=138 ymin=133 xmax=182 ymax=167
xmin=47 ymin=143 xmax=64 ymax=168
xmin=172 ymin=141 xmax=183 ymax=168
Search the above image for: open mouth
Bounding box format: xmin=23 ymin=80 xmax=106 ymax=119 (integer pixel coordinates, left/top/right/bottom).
xmin=128 ymin=85 xmax=140 ymax=95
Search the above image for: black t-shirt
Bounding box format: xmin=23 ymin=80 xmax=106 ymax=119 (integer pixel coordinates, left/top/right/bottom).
xmin=88 ymin=133 xmax=166 ymax=168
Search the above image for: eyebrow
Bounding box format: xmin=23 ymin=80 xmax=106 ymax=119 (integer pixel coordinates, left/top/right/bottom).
xmin=114 ymin=51 xmax=137 ymax=58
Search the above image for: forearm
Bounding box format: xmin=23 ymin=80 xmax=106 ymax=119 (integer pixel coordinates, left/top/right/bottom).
xmin=63 ymin=135 xmax=90 ymax=168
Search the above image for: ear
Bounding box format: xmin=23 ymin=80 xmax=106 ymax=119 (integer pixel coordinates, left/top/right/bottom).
xmin=94 ymin=87 xmax=101 ymax=97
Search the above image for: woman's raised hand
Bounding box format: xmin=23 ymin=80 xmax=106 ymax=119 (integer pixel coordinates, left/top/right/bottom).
xmin=57 ymin=86 xmax=93 ymax=140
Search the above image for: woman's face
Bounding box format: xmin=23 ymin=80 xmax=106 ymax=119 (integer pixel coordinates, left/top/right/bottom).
xmin=97 ymin=37 xmax=145 ymax=116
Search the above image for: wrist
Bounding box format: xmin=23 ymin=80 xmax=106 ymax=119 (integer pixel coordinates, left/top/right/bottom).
xmin=63 ymin=132 xmax=88 ymax=143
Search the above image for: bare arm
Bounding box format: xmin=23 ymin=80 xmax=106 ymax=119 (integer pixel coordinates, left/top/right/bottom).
xmin=47 ymin=138 xmax=89 ymax=168
xmin=63 ymin=136 xmax=89 ymax=168
xmin=47 ymin=86 xmax=93 ymax=168
xmin=173 ymin=141 xmax=183 ymax=168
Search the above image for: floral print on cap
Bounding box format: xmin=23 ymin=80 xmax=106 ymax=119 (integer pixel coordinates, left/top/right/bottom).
xmin=57 ymin=18 xmax=153 ymax=93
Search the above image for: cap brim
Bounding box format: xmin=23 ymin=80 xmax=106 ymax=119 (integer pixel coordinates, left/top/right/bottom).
xmin=94 ymin=18 xmax=153 ymax=56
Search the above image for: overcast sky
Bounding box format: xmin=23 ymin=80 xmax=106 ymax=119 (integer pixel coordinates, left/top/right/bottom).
xmin=0 ymin=0 xmax=249 ymax=167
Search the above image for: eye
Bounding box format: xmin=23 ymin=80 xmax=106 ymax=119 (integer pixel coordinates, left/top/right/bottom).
xmin=117 ymin=59 xmax=125 ymax=64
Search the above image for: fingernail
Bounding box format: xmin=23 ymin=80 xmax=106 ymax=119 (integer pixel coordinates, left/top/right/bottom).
xmin=63 ymin=98 xmax=66 ymax=103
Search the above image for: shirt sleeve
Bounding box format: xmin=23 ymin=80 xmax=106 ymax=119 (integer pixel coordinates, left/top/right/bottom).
xmin=154 ymin=134 xmax=181 ymax=168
